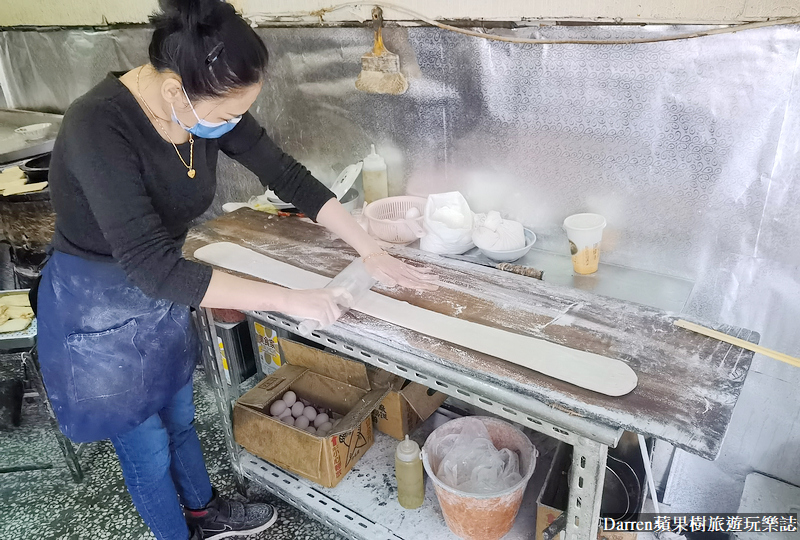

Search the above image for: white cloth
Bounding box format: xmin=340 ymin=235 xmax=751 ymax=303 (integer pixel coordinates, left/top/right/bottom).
xmin=472 ymin=211 xmax=526 ymax=251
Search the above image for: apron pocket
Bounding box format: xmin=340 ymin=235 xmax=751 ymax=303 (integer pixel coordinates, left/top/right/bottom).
xmin=169 ymin=304 xmax=199 ymax=357
xmin=67 ymin=318 xmax=144 ymax=402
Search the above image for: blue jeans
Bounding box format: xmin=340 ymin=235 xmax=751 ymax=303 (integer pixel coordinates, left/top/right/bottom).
xmin=110 ymin=378 xmax=213 ymax=540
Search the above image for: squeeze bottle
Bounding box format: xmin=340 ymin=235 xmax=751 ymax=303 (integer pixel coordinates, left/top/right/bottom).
xmin=362 ymin=144 xmax=388 ymax=203
xmin=395 ymin=435 xmax=424 ymax=509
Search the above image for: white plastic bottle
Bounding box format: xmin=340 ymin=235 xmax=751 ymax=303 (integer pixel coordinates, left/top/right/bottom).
xmin=395 ymin=435 xmax=424 ymax=509
xmin=362 ymin=144 xmax=388 ymax=203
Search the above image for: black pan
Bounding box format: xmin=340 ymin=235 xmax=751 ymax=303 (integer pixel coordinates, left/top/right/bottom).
xmin=19 ymin=153 xmax=50 ymax=182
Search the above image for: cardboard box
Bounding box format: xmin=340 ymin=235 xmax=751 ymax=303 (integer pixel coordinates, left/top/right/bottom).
xmin=234 ymin=339 xmax=390 ymax=488
xmin=536 ymin=437 xmax=646 ymax=540
xmin=368 ymin=367 xmax=448 ymax=440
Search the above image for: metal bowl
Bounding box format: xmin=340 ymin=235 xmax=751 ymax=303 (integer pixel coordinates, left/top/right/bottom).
xmin=478 ymin=229 xmax=537 ymax=263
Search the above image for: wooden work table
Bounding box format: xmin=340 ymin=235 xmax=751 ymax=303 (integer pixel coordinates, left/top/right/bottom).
xmin=185 ymin=209 xmax=757 ymax=540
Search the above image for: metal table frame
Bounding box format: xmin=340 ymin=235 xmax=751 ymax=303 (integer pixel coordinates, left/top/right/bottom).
xmin=196 ymin=307 xmax=624 ymax=540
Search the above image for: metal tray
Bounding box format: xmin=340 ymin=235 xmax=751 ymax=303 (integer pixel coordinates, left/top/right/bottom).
xmin=0 ymin=289 xmax=36 ymax=350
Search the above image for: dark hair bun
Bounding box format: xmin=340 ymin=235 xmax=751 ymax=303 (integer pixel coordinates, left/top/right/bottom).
xmin=158 ymin=0 xmax=225 ymax=35
xmin=149 ymin=0 xmax=269 ymax=99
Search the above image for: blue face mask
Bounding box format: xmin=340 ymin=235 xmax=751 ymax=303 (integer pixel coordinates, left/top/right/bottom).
xmin=172 ymin=87 xmax=242 ymax=138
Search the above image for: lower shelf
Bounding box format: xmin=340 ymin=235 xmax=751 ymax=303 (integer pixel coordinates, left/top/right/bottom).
xmin=239 ymin=411 xmax=555 ymax=540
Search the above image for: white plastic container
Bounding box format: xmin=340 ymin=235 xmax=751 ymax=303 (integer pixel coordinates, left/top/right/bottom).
xmin=395 ymin=435 xmax=424 ymax=509
xmin=14 ymin=123 xmax=52 ymax=141
xmin=562 ymin=213 xmax=607 ymax=275
xmin=362 ymin=144 xmax=388 ymax=203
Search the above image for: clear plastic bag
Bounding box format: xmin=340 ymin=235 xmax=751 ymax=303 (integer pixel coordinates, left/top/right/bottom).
xmin=420 ymin=192 xmax=475 ymax=254
xmin=432 ymin=417 xmax=523 ymax=494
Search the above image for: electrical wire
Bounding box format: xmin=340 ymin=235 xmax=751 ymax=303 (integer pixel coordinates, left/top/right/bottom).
xmin=604 ymin=465 xmax=631 ymax=517
xmin=607 ymin=453 xmax=643 ymax=520
xmin=249 ymin=1 xmax=800 ymax=45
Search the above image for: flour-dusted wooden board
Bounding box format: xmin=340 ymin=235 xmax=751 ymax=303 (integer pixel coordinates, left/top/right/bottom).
xmin=185 ymin=210 xmax=758 ymax=460
xmin=195 ymin=242 xmax=639 ymax=397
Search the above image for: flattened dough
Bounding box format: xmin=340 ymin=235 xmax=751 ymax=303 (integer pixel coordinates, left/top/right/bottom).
xmin=0 ymin=317 xmax=32 ymax=333
xmin=0 ymin=166 xmax=25 ymax=184
xmin=1 ymin=181 xmax=47 ymax=196
xmin=0 ymin=294 xmax=31 ymax=307
xmin=5 ymin=306 xmax=33 ymax=319
xmin=195 ymin=242 xmax=638 ymax=396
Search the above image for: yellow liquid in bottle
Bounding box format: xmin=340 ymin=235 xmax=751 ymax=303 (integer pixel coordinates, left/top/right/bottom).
xmin=362 ymin=168 xmax=388 ymax=203
xmin=395 ymin=455 xmax=424 ymax=509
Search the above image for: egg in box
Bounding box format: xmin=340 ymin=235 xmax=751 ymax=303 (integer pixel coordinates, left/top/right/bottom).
xmin=233 ymin=339 xmax=390 ymax=488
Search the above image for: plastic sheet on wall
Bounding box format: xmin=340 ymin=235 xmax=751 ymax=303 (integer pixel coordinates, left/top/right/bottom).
xmin=0 ymin=29 xmax=151 ymax=113
xmin=1 ymin=25 xmax=799 ymax=351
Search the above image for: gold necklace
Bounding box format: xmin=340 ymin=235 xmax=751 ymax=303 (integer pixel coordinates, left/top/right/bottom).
xmin=136 ymin=67 xmax=195 ymax=178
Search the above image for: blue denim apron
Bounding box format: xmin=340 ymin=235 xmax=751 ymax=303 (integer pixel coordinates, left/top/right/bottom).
xmin=37 ymin=251 xmax=199 ymax=443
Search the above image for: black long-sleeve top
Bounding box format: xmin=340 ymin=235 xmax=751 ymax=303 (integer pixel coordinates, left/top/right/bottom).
xmin=49 ymin=74 xmax=334 ymax=306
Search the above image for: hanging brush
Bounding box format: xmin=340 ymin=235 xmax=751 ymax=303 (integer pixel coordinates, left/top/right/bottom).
xmin=355 ymin=6 xmax=408 ymax=95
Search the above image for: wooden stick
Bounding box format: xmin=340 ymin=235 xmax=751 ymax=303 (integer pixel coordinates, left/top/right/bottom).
xmin=674 ymin=319 xmax=800 ymax=369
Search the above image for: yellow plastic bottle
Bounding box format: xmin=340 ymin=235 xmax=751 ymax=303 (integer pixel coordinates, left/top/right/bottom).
xmin=395 ymin=435 xmax=424 ymax=509
xmin=362 ymin=144 xmax=388 ymax=203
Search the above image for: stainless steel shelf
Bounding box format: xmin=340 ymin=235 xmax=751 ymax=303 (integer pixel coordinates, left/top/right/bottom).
xmin=239 ymin=410 xmax=545 ymax=540
xmin=254 ymin=311 xmax=623 ymax=449
xmin=197 ymin=306 xmax=621 ymax=540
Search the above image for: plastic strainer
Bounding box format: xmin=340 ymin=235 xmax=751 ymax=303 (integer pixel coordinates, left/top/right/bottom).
xmin=364 ymin=196 xmax=427 ymax=243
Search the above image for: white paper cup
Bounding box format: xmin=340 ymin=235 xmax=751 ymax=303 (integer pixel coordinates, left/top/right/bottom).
xmin=563 ymin=213 xmax=606 ymax=275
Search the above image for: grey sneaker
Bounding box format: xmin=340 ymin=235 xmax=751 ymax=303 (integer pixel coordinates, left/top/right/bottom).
xmin=184 ymin=489 xmax=278 ymax=540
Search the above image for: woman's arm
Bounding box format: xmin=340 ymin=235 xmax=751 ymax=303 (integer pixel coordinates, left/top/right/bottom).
xmin=217 ymin=113 xmax=334 ymax=221
xmin=199 ymin=199 xmax=436 ymax=321
xmin=218 ymin=115 xmax=437 ymax=291
xmin=200 ymin=198 xmax=437 ymax=313
xmin=316 ymin=197 xmax=383 ymax=258
xmin=315 ymin=198 xmax=439 ymax=290
xmin=200 ymin=270 xmax=352 ymax=327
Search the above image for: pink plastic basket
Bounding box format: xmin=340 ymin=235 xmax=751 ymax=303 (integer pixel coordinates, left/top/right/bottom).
xmin=364 ymin=196 xmax=427 ymax=244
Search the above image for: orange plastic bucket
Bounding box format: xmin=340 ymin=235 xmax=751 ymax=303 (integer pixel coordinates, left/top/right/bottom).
xmin=422 ymin=417 xmax=536 ymax=540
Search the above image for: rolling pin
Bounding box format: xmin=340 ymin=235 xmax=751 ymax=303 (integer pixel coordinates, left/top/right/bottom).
xmin=675 ymin=319 xmax=800 ymax=369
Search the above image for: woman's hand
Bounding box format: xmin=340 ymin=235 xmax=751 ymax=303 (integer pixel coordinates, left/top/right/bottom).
xmin=363 ymin=252 xmax=439 ymax=291
xmin=314 ymin=198 xmax=439 ymax=291
xmin=274 ymin=287 xmax=355 ymax=326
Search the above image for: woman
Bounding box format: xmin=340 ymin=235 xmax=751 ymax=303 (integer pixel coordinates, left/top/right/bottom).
xmin=36 ymin=1 xmax=438 ymax=539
